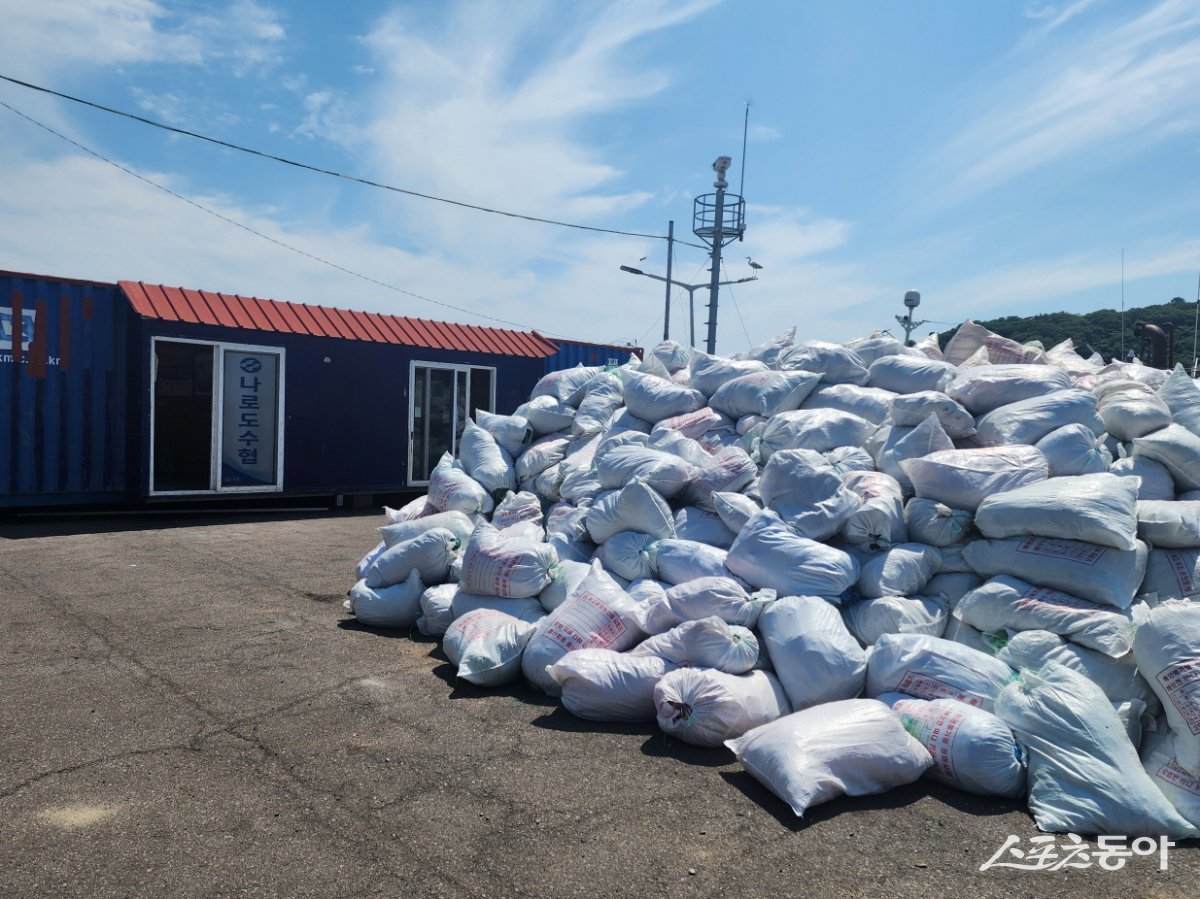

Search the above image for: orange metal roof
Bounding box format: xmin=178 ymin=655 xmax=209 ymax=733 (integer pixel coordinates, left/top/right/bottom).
xmin=118 ymin=281 xmax=559 ymax=358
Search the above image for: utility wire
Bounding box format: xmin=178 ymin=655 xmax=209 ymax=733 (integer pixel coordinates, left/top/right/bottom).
xmin=0 ymin=73 xmax=710 ymax=249
xmin=720 ymin=259 xmax=754 ymax=350
xmin=0 ymin=98 xmax=585 ymax=338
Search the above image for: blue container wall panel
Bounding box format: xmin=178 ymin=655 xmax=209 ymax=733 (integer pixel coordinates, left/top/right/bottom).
xmin=1 ymin=274 xmax=131 ymax=506
xmin=542 ymin=340 xmax=640 ymax=374
xmin=137 ymin=319 xmax=547 ymax=496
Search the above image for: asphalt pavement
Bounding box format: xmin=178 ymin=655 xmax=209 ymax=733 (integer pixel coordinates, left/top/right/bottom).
xmin=1 ymin=510 xmax=1195 ymax=898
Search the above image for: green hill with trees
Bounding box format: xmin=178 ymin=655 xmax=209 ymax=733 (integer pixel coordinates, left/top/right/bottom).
xmin=936 ymin=296 xmax=1200 ymax=371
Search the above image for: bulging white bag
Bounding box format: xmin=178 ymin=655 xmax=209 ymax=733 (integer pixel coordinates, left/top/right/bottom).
xmin=594 ymin=531 xmax=656 ymax=581
xmin=344 ymin=570 xmax=425 ymax=628
xmin=1111 ymin=454 xmax=1175 ymax=500
xmin=973 ymin=389 xmax=1103 ymax=447
xmin=726 ymin=510 xmax=860 ymax=599
xmin=1137 ymin=501 xmax=1200 ymax=548
xmin=974 ymin=473 xmax=1139 ymax=551
xmin=1159 ymin=365 xmax=1200 ymax=438
xmin=904 ymin=498 xmax=974 ymax=548
xmin=474 ymin=409 xmax=533 ymax=458
xmin=538 ymin=558 xmax=592 ymax=612
xmin=585 ymin=481 xmax=675 ymax=544
xmin=712 ymin=491 xmax=761 ymax=534
xmin=725 ymin=698 xmax=932 ymax=818
xmin=364 ymin=527 xmax=460 ymax=588
xmin=637 ymin=576 xmax=772 ymax=634
xmin=449 ymin=590 xmax=544 ymax=623
xmin=416 ymin=583 xmax=458 ymax=636
xmin=997 ymin=630 xmax=1158 ymax=709
xmin=531 ymin=365 xmax=601 ymax=405
xmin=491 ymin=491 xmax=543 ymax=529
xmin=547 ymin=649 xmax=672 ymax=721
xmin=379 ymin=510 xmax=477 ymax=548
xmin=1132 ymin=424 xmax=1200 ymax=491
xmin=867 ymin=355 xmax=957 ymax=394
xmin=428 ymin=453 xmax=494 ymax=514
xmin=866 ymin=632 xmax=1015 ymax=711
xmin=873 ymin=415 xmax=955 ymax=494
xmin=572 ymin=373 xmax=624 ymax=437
xmin=890 ymin=391 xmax=976 ymax=438
xmin=760 ymin=449 xmax=861 ymax=541
xmin=655 ymin=668 xmax=790 ymax=747
xmin=515 ymin=395 xmax=576 ymax=435
xmin=521 ymin=562 xmax=644 ymax=695
xmin=946 ymin=364 xmax=1070 ymax=414
xmin=442 ymin=609 xmax=539 ymax=687
xmin=688 ymin=352 xmax=770 ymax=397
xmin=1095 ymin=380 xmax=1172 ymax=442
xmin=757 ymin=595 xmax=867 ymax=710
xmin=384 ymin=495 xmax=431 ymax=523
xmin=954 ymin=575 xmax=1135 ymax=657
xmin=631 ymin=615 xmax=760 ymax=673
xmin=901 ymin=446 xmax=1049 ymax=512
xmin=801 ymin=383 xmax=896 ymax=425
xmin=843 ymin=595 xmax=949 ymax=646
xmin=994 ymin=662 xmax=1196 ymax=837
xmin=459 ymin=418 xmax=516 ymax=497
xmin=515 ymin=435 xmax=570 ymax=482
xmin=645 ymin=539 xmax=732 ymax=586
xmin=1141 ymin=730 xmax=1200 ymax=832
xmin=759 ymin=409 xmax=876 ymax=459
xmin=1035 ymin=423 xmax=1111 ymax=476
xmin=879 ymin=693 xmax=1025 ymax=797
xmin=780 ymin=341 xmax=871 ymax=385
xmin=458 ymin=523 xmax=559 ymax=598
xmin=673 ymin=506 xmax=737 ymax=549
xmin=652 ymin=406 xmax=735 ymax=440
xmin=708 ymin=370 xmax=821 ymax=418
xmin=355 ymin=540 xmax=386 ymax=580
xmin=841 ymin=471 xmax=907 ymax=551
xmin=595 ymin=444 xmax=696 ymax=498
xmin=1133 ymin=600 xmax=1200 ymax=775
xmin=962 ymin=536 xmax=1148 ymax=610
xmin=683 ymin=446 xmax=757 ymax=509
xmin=620 ymin=368 xmax=706 ymax=423
xmin=856 ymin=543 xmax=941 ymax=599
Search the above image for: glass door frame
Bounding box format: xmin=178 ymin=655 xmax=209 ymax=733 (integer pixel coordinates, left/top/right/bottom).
xmin=407 ymin=360 xmax=496 ymax=487
xmin=148 ymin=336 xmax=287 ymax=496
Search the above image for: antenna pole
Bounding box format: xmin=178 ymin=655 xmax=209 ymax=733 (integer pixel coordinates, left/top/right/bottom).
xmin=739 ymin=101 xmax=750 ymax=200
xmin=1120 ymin=248 xmax=1126 ymax=362
xmin=663 ymin=220 xmax=674 ymax=342
xmin=1193 ymin=270 xmax=1200 ymax=377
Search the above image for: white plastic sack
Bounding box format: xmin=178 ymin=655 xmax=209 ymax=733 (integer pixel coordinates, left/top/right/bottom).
xmin=843 ymin=595 xmax=949 ymax=646
xmin=521 ymin=562 xmax=644 ymax=695
xmin=904 ymin=498 xmax=974 ymax=548
xmin=856 ymin=543 xmax=941 ymax=600
xmin=620 ymin=368 xmax=706 ymax=423
xmin=742 ymin=326 xmax=796 ymax=367
xmin=890 ymin=391 xmax=976 ymax=438
xmin=688 ymin=352 xmax=770 ymax=397
xmin=725 ymin=698 xmax=932 ymax=818
xmin=1095 ymin=380 xmax=1172 ymax=442
xmin=459 ymin=418 xmax=517 ymax=496
xmin=779 ymin=341 xmax=870 ymax=386
xmin=872 ymin=415 xmax=955 ymax=494
xmin=879 ymin=693 xmax=1025 ymax=797
xmin=416 ymin=583 xmax=458 ymax=636
xmin=683 ymin=446 xmax=757 ymax=509
xmin=1035 ymin=423 xmax=1111 ymax=476
xmin=997 ymin=630 xmax=1158 ymax=709
xmin=652 ymin=406 xmax=735 ymax=440
xmin=867 ymin=355 xmax=957 ymax=394
xmin=759 ymin=409 xmax=876 ymax=459
xmin=379 ymin=510 xmax=477 ymax=548
xmin=1159 ymin=365 xmax=1200 ymax=439
xmin=646 ymin=539 xmax=732 ymax=586
xmin=974 ymin=389 xmax=1103 ymax=447
xmin=760 ymin=449 xmax=860 ymax=541
xmin=458 ymin=523 xmax=559 ymax=598
xmin=962 ymin=536 xmax=1148 ymax=610
xmin=531 ymin=365 xmax=600 ymax=405
xmin=1133 ymin=424 xmax=1200 ymax=491
xmin=901 ymin=446 xmax=1048 ymax=512
xmin=924 ymin=571 xmax=982 ymax=608
xmin=758 ymin=595 xmax=867 ymax=711
xmin=841 ymin=471 xmax=907 ymax=551
xmin=442 ymin=609 xmax=539 ymax=687
xmin=866 ymin=633 xmax=1015 ymax=711
xmin=595 ymin=444 xmax=696 ymax=498
xmin=943 ymin=322 xmax=1047 ymax=368
xmin=655 ymin=668 xmax=790 ymax=747
xmin=946 ymin=364 xmax=1071 ymax=414
xmin=1111 ymin=454 xmax=1175 ymax=500
xmin=1141 ymin=730 xmax=1200 ymax=832
xmin=355 ymin=540 xmax=386 ymax=580
xmin=673 ymin=506 xmax=737 ymax=548
xmin=637 ymin=576 xmax=772 ymax=634
xmin=428 ymin=453 xmax=494 ymax=514
xmin=515 ymin=395 xmax=576 ymax=435
xmin=449 ymin=590 xmax=544 ymax=623
xmin=345 ymin=570 xmax=424 ymax=628
xmin=515 ymin=435 xmax=570 ymax=482
xmin=708 ymin=370 xmax=821 ymax=418
xmin=801 ymin=383 xmax=896 ymax=426
xmin=585 ymin=481 xmax=675 ymax=544
xmin=538 ymin=558 xmax=592 ymax=612
xmin=475 ymin=409 xmax=532 ymax=458
xmin=726 ymin=510 xmax=860 ymax=599
xmin=1137 ymin=501 xmax=1200 ymax=549
xmin=994 ymin=662 xmax=1195 ymax=837
xmin=572 ymin=373 xmax=624 ymax=437
xmin=712 ymin=492 xmax=760 ymax=534
xmin=547 ymin=649 xmax=672 ymax=721
xmin=1133 ymin=600 xmax=1200 ymax=775
xmin=631 ymin=615 xmax=760 ymax=674
xmin=364 ymin=527 xmax=460 ymax=588
xmin=974 ymin=473 xmax=1139 ymax=551
xmin=955 ymin=575 xmax=1135 ymax=656
xmin=384 ymin=495 xmax=431 ymax=523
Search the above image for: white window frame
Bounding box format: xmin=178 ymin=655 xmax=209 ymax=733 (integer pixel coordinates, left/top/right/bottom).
xmin=149 ymin=336 xmax=286 ymax=496
xmin=407 ymin=360 xmax=496 ymax=487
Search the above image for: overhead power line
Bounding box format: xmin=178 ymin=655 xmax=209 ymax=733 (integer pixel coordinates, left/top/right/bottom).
xmin=0 ymin=73 xmax=708 ymax=249
xmin=0 ymin=98 xmax=586 ymax=338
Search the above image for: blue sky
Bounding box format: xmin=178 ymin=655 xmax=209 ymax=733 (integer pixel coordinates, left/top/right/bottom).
xmin=0 ymin=0 xmax=1197 ymax=352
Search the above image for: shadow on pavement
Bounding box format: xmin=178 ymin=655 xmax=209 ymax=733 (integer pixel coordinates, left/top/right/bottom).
xmin=335 ymin=619 xmax=415 ymax=640
xmin=530 ymin=705 xmax=657 ymax=737
xmin=639 ymin=733 xmax=735 ymax=768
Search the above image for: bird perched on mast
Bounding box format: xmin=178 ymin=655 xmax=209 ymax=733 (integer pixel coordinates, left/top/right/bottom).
xmin=746 ymin=257 xmax=763 ymax=271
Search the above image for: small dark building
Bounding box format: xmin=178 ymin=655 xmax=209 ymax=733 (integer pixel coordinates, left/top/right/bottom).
xmin=2 ymin=270 xmax=637 ymax=509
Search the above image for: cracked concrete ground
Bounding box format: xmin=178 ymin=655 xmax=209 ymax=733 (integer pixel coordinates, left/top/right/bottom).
xmin=1 ymin=510 xmax=1196 ymax=898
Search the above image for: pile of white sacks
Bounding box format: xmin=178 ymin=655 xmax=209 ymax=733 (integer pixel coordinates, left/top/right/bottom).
xmin=345 ymin=319 xmax=1200 ymax=835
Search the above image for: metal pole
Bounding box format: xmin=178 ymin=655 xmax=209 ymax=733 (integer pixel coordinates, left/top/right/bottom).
xmin=705 ymin=184 xmax=726 ymax=355
xmin=663 ymin=220 xmax=674 ymax=342
xmin=689 ymin=285 xmax=696 ymax=348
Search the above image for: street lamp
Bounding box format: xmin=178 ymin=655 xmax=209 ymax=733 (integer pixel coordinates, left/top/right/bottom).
xmin=620 ymin=265 xmax=757 ymax=350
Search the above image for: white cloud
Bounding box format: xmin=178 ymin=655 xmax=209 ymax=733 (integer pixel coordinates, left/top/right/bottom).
xmin=940 ymin=0 xmax=1200 ymax=198
xmin=747 ymin=124 xmax=781 ymax=142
